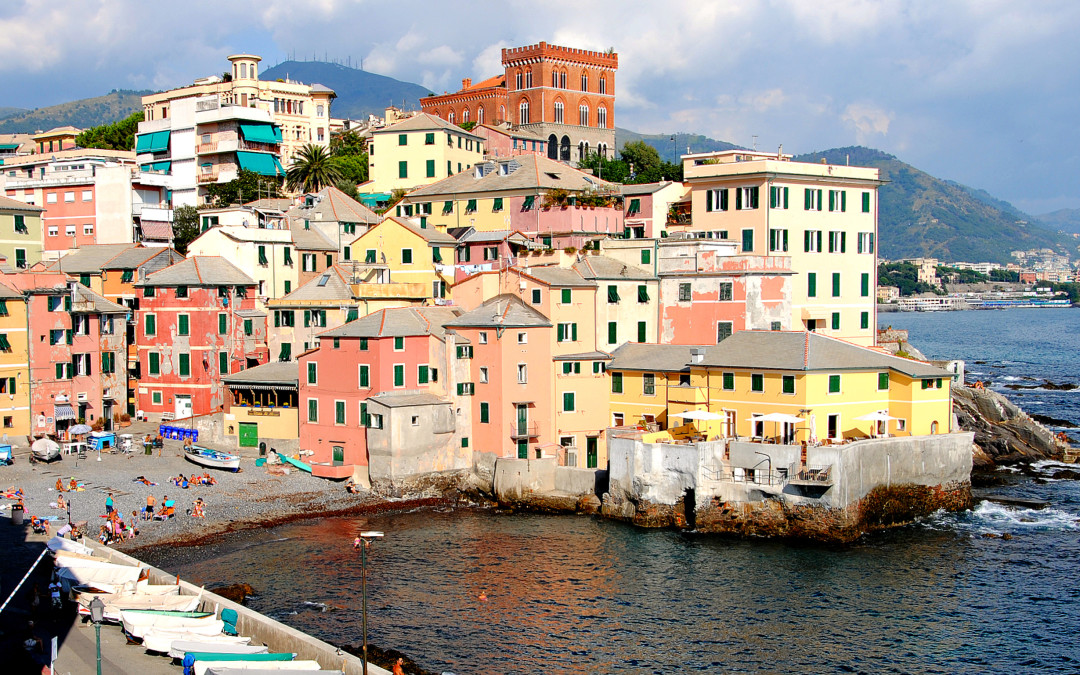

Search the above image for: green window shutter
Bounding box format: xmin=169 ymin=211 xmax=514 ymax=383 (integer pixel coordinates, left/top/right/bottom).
xmin=831 ymin=312 xmax=840 ymax=330
xmin=563 ymin=392 xmax=574 ymax=412
xmin=336 ymin=401 xmax=346 ymax=424
xmin=719 ymin=189 xmax=728 ymax=211
xmin=808 ymin=273 xmax=816 ymax=298
xmin=394 ymin=364 xmax=404 ymax=387
xmin=861 ymin=312 xmax=870 ymax=330
xmin=218 ymin=313 xmax=227 ymax=334
xmin=394 ymin=336 xmax=404 ymax=350
xmin=360 ymin=338 xmax=368 ymax=351
xmin=274 ymin=311 xmax=280 ymax=328
xmin=741 ymin=229 xmax=753 ymax=252
xmin=398 ymin=161 xmax=407 ymax=178
xmin=841 ymin=191 xmax=847 ymax=212
xmin=402 ymin=249 xmax=413 ymax=264
xmin=735 ymin=187 xmax=742 ymax=210
xmin=723 ymin=372 xmax=734 ymax=390
xmin=563 ymin=362 xmax=572 ymax=375
xmin=426 ymin=159 xmax=435 ymax=178
xmin=55 ymin=363 xmax=63 ymax=379
xmin=466 ymin=199 xmax=477 ymax=213
xmin=148 ymin=352 xmax=159 ymax=375
xmin=244 ymin=319 xmax=253 ymax=335
xmin=611 ymin=372 xmax=623 ymax=394
xmin=418 ymin=365 xmax=429 ymax=384
xmin=782 ymin=375 xmax=795 ymax=394
xmin=493 ymin=197 xmax=503 ymax=211
xmin=284 ymin=247 xmax=293 ymax=265
xmin=862 ymin=192 xmax=871 ymax=213
xmin=307 ymin=362 xmax=317 ymax=384
xmin=706 ymin=190 xmax=713 ymax=212
xmin=557 ymin=324 xmax=565 ymax=342
xmin=398 ymin=134 xmax=407 ymax=145
xmin=0 ymin=300 xmax=6 ymax=317
xmin=308 ymin=399 xmax=318 ymax=422
xmin=360 ymin=402 xmax=369 ymax=427
xmin=480 ymin=402 xmax=489 ymax=423
xmin=751 ymin=373 xmax=763 ymax=391
xmin=359 ymin=365 xmax=369 ymax=388
xmin=365 ymin=249 xmax=376 ymax=264
xmin=832 ymin=272 xmax=840 ymax=297
xmin=829 ymin=190 xmax=835 ymax=212
xmin=347 ymin=308 xmax=358 ymax=322
xmin=840 ymin=232 xmax=846 ymax=253
xmin=829 ymin=375 xmax=841 ymax=393
xmin=304 ymin=310 xmax=311 ymax=327
xmin=878 ymin=372 xmax=889 ymax=390
xmin=179 ymin=353 xmax=190 ymax=377
xmin=629 ymin=198 xmax=641 ymax=214
xmin=561 ymin=288 xmax=571 ymax=304
xmin=641 ymin=249 xmax=650 ymax=264
xmin=220 ymin=351 xmax=228 ymax=374
xmin=607 ymin=285 xmax=619 ymax=303
xmin=804 ymin=230 xmax=811 ymax=252
xmin=637 ymin=321 xmax=646 ymax=343
xmin=637 ymin=285 xmax=649 ymax=302
xmin=425 ymin=132 xmax=435 ymax=144
xmin=804 ymin=188 xmax=811 ymax=210
xmin=6 ymin=377 xmax=14 ymax=393
xmin=145 ymin=314 xmax=156 ymax=336
xmin=64 ymin=296 xmax=71 ymax=312
xmin=574 ymin=362 xmax=581 ymax=374
xmin=861 ymin=273 xmax=869 ymax=297
xmin=178 ymin=314 xmax=189 ymax=335
xmin=571 ymin=323 xmax=577 ymax=341
xmin=65 ymin=330 xmax=72 ymax=345
xmin=258 ymin=246 xmax=268 ymax=265
xmin=607 ymin=321 xmax=617 ymax=344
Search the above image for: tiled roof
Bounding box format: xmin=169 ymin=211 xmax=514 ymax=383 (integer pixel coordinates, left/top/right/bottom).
xmin=0 ymin=195 xmax=43 ymax=212
xmin=373 ymin=113 xmax=482 ymax=139
xmin=72 ymin=284 xmax=127 ymax=314
xmin=445 ymin=293 xmax=552 ymax=328
xmin=45 ymin=245 xmax=136 ymax=274
xmin=319 ymin=306 xmax=461 ymax=339
xmin=136 ymin=256 xmax=255 ymax=287
xmin=290 ymin=222 xmax=338 ymax=251
xmin=222 ymin=361 xmax=298 ymax=387
xmin=465 ymin=75 xmax=505 ymax=90
xmin=202 ymin=226 xmax=293 ymax=244
xmin=368 ymin=393 xmax=449 ymax=408
xmin=699 ymin=331 xmax=951 ymax=378
xmin=244 ymin=198 xmax=295 ymax=211
xmin=390 ymin=217 xmax=458 ymax=245
xmin=620 ymin=181 xmax=677 ymax=195
xmin=104 ymin=247 xmax=179 ymax=270
xmin=572 ymin=255 xmax=655 ymax=280
xmin=553 ymin=351 xmax=611 ymax=361
xmin=523 ymin=265 xmax=595 ymax=287
xmin=272 ymin=266 xmax=356 ymax=304
xmin=0 ymin=283 xmax=23 ymax=300
xmin=287 ymin=186 xmax=379 ymax=225
xmin=406 ymin=154 xmax=615 ymax=198
xmin=608 ymin=343 xmax=708 ymax=372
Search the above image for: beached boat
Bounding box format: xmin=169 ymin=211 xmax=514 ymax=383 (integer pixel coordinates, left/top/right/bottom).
xmin=185 ymin=445 xmax=241 ymax=471
xmin=120 ymin=608 xmax=220 ymax=639
xmin=142 ymin=629 xmax=249 ymax=654
xmin=79 ymin=590 xmax=203 ymax=622
xmin=56 ymin=561 xmax=144 ymax=592
xmin=168 ymin=640 xmax=267 ymax=659
xmin=192 ymin=661 xmax=322 ymax=675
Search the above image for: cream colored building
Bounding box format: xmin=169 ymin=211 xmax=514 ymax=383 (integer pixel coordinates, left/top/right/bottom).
xmin=142 ymin=54 xmax=335 ymax=169
xmin=186 ymin=226 xmax=299 ymax=303
xmin=364 ymin=113 xmax=485 ymax=193
xmin=682 ymin=150 xmax=881 ymax=346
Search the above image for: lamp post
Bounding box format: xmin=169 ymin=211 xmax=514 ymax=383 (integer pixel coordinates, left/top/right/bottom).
xmin=88 ymin=596 xmax=104 ymax=675
xmin=355 ymin=530 xmax=383 ymax=675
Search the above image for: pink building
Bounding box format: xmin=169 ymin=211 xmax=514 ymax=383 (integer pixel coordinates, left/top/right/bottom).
xmin=3 ymin=273 xmax=128 ymax=437
xmin=297 ymin=307 xmax=460 ymax=480
xmin=134 ymin=257 xmax=267 ymax=420
xmin=448 ymin=229 xmax=532 ymax=282
xmin=473 ymin=124 xmax=547 ymax=160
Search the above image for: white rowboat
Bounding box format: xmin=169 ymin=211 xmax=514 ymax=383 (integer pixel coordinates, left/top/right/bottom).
xmin=120 ymin=609 xmax=222 ymax=639
xmin=142 ymin=630 xmax=250 ymax=654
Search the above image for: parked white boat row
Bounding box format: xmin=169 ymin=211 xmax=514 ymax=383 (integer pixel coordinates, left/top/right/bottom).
xmin=143 ymin=630 xmax=251 ymax=654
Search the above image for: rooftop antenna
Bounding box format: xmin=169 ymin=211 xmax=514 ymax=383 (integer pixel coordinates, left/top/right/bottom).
xmin=752 ymin=135 xmax=758 ymax=151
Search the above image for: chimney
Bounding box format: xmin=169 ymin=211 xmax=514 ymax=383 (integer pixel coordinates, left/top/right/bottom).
xmin=462 ymin=78 xmax=472 ymax=89
xmin=691 ymin=347 xmax=705 ymax=364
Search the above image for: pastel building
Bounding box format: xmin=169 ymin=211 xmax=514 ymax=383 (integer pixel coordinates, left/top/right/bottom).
xmin=223 ymin=361 xmax=299 ymax=455
xmin=0 ymin=282 xmax=30 ymax=436
xmin=186 ymin=226 xmax=298 ymax=301
xmin=570 ymin=254 xmax=659 ymax=347
xmin=31 ymin=127 xmax=80 ymax=154
xmin=364 ymin=113 xmax=484 ymax=193
xmin=347 ymin=217 xmax=457 ymax=302
xmin=0 ymin=195 xmax=43 ymax=270
xmin=286 ymin=186 xmax=380 ymax=260
xmin=620 ymin=181 xmax=690 ymax=239
xmin=682 ymin=150 xmax=881 ymax=346
xmin=421 ymin=42 xmax=618 ymax=163
xmin=472 ymin=124 xmax=547 ymax=160
xmin=134 ymin=257 xmax=267 ymax=420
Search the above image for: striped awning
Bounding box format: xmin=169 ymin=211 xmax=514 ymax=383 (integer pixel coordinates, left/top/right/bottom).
xmin=54 ymin=404 xmax=76 ymax=421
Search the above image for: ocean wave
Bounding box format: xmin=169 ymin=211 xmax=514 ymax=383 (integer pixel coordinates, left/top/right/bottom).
xmin=302 ymin=601 xmax=328 ymax=612
xmin=966 ymin=501 xmax=1080 ymax=533
xmin=1030 ymin=460 xmax=1080 ymax=474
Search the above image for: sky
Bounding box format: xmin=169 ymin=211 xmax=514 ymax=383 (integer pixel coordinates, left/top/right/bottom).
xmin=2 ymin=0 xmax=1079 ymax=215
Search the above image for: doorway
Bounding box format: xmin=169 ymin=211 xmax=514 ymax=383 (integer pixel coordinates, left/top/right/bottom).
xmin=238 ymin=422 xmax=258 ymax=448
xmin=827 ymin=413 xmax=840 ymax=440
xmin=175 ymin=395 xmax=193 ymax=419
xmin=586 ymin=436 xmax=598 ymax=469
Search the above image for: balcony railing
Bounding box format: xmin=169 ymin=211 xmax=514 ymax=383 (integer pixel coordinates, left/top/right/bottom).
xmin=509 ymin=420 xmax=539 ymax=440
xmin=197 ymin=171 xmax=220 ymax=184
xmin=788 ymin=464 xmax=833 ymax=486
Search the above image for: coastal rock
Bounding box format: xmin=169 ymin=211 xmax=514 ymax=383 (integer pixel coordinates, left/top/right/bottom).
xmin=952 ymin=385 xmax=1065 ymax=468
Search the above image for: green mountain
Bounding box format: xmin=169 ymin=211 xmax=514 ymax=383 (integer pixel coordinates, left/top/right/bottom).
xmin=0 ymin=90 xmax=150 ymax=135
xmin=0 ymin=107 xmax=26 ymax=121
xmin=616 ymin=128 xmax=740 ymax=163
xmin=1037 ymin=208 xmax=1080 ymax=235
xmin=793 ymin=146 xmax=1075 ymax=264
xmin=261 ymin=60 xmax=432 ymax=120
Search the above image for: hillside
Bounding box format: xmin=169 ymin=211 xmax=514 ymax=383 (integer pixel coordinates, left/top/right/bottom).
xmin=616 ymin=128 xmax=740 ymax=163
xmin=1037 ymin=208 xmax=1080 ymax=235
xmin=0 ymin=90 xmax=150 ymax=135
xmin=0 ymin=107 xmax=26 ymax=121
xmin=261 ymin=60 xmax=431 ymax=120
xmin=793 ymin=147 xmax=1075 ymax=264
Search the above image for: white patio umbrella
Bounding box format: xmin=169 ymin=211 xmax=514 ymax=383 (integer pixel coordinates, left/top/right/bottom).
xmin=808 ymin=415 xmax=818 ymax=444
xmin=671 ymin=410 xmax=724 ymax=420
xmin=748 ymin=413 xmax=805 ymax=443
xmin=855 ymin=410 xmax=899 ymax=437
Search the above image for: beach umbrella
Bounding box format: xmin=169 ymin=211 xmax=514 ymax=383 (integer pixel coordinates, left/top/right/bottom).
xmin=748 ymin=413 xmax=804 ymax=443
xmin=69 ymin=424 xmax=93 ymax=435
xmin=670 ymin=410 xmax=724 ymax=420
xmin=854 ymin=410 xmax=898 ymax=437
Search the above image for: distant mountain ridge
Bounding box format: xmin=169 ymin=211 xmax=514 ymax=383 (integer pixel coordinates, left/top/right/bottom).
xmin=793 ymin=147 xmax=1074 ymax=264
xmin=616 ymin=128 xmax=741 ymax=163
xmin=1037 ymin=208 xmax=1080 ymax=235
xmin=261 ymin=60 xmax=432 ymax=120
xmin=0 ymin=90 xmax=149 ymax=135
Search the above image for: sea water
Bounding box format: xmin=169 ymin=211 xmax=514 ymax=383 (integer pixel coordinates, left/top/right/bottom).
xmin=148 ymin=308 xmax=1080 ymax=674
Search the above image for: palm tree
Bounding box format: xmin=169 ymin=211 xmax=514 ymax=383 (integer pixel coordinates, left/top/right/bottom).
xmin=285 ymin=144 xmax=343 ymax=193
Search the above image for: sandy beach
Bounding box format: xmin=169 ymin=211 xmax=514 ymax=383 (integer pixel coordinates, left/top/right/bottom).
xmin=0 ymin=422 xmax=445 ymax=556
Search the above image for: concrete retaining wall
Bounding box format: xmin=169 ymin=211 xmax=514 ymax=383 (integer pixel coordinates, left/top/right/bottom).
xmin=493 ymin=457 xmax=601 ymax=501
xmin=82 ymin=539 xmax=389 ymax=675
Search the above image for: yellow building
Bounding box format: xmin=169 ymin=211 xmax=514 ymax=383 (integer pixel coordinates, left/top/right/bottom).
xmin=682 ymin=150 xmax=881 ymax=346
xmin=365 ymin=113 xmax=484 ymax=193
xmin=0 ymin=195 xmax=43 ymax=271
xmin=223 ymin=361 xmax=299 ymax=454
xmin=0 ymin=283 xmax=30 ymax=436
xmin=347 ymin=217 xmax=457 ymax=301
xmin=609 ymin=331 xmax=953 ymax=444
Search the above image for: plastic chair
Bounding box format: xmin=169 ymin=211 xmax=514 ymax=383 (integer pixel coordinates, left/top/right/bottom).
xmin=221 ymin=607 xmax=239 ymax=636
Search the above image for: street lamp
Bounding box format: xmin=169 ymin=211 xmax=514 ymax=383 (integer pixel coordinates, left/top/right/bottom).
xmin=354 ymin=530 xmax=384 ymax=675
xmin=88 ymin=596 xmax=104 ymax=675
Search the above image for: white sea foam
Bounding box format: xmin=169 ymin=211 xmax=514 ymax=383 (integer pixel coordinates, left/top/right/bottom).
xmin=1030 ymin=460 xmax=1079 ymax=473
xmin=968 ymin=500 xmax=1080 ymax=533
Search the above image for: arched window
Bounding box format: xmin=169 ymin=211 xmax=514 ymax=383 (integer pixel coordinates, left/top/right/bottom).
xmin=583 ymin=141 xmax=590 ymax=155
xmin=599 ymin=75 xmax=607 ymax=94
xmin=579 ymin=104 xmax=589 ymax=127
xmin=477 ymin=107 xmax=484 ymax=124
xmin=462 ymin=108 xmax=470 ymax=123
xmin=581 ymin=71 xmax=588 ymax=91
xmin=597 ymin=105 xmax=607 ymax=128
xmin=548 ymin=134 xmax=558 ymax=159
xmin=554 ymin=101 xmax=564 ymax=124
xmin=552 ymin=71 xmax=559 ymax=88
xmin=499 ymin=105 xmax=506 ymax=122
xmin=525 ymin=70 xmax=533 ymax=88
xmin=560 ymin=135 xmax=571 ymax=162
xmin=560 ymin=70 xmax=567 ymax=89
xmin=519 ymin=100 xmax=530 ymax=125
xmin=448 ymin=111 xmax=455 ymax=124
xmin=578 ymin=141 xmax=585 ymax=159
xmin=515 ymin=70 xmax=522 ymax=90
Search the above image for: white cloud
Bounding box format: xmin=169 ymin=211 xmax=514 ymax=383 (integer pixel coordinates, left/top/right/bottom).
xmin=841 ymin=103 xmax=893 ymax=143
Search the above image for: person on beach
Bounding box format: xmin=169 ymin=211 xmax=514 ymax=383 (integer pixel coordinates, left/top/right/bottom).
xmin=128 ymin=511 xmax=140 ymax=537
xmin=145 ymin=493 xmax=155 ymax=520
xmin=393 ymin=657 xmax=405 ymax=675
xmin=192 ymin=498 xmax=204 ymax=518
xmin=55 ymin=493 xmax=66 ymax=510
xmin=69 ymin=477 xmax=78 ymax=491
xmin=105 ymin=493 xmax=114 ymax=515
xmin=55 ymin=478 xmax=64 ymax=492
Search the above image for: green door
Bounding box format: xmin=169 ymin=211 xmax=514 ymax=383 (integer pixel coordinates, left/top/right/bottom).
xmin=238 ymin=422 xmax=258 ymax=448
xmin=517 ymin=440 xmax=528 ymax=459
xmin=517 ymin=404 xmax=528 ymax=437
xmin=332 ymin=445 xmax=344 ymax=466
xmin=586 ymin=436 xmax=598 ymax=469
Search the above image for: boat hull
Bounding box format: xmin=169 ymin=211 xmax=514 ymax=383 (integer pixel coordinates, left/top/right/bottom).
xmin=185 ymin=446 xmax=241 ymax=471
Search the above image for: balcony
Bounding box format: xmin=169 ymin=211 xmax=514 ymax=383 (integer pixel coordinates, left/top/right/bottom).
xmin=351 ymin=282 xmax=429 ymax=300
xmin=787 ymin=464 xmax=833 ymax=487
xmin=197 ymin=171 xmax=220 ymax=184
xmin=509 ymin=420 xmax=539 ymax=440
xmin=668 ymin=385 xmax=707 ymax=405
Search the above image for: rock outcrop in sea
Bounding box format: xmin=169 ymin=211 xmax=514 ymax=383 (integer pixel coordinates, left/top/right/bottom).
xmin=952 ymin=385 xmax=1068 ymax=469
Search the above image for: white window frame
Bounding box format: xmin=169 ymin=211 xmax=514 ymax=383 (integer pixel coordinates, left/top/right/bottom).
xmin=83 ymin=224 xmax=94 ymax=236
xmin=47 ymin=193 xmax=57 ymax=204
xmin=64 ymin=191 xmax=74 ymax=203
xmin=479 ymin=332 xmax=488 ymax=344
xmin=479 ymin=367 xmax=489 ymax=384
xmin=517 ymin=363 xmax=527 ymax=384
xmin=48 ymin=226 xmax=58 ymax=237
xmin=517 ymin=332 xmax=527 ymax=344
xmin=65 ymin=225 xmax=76 ymax=237
xmin=81 ymin=190 xmax=93 ymax=202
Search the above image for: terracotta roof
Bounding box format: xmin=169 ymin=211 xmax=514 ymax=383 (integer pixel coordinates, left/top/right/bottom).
xmin=0 ymin=195 xmax=43 ymax=212
xmin=465 ymin=74 xmax=505 ymax=90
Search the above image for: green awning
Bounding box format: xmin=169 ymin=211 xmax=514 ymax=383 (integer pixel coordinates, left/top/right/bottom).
xmin=239 ymin=123 xmax=283 ymax=144
xmin=140 ymin=161 xmax=171 ymax=173
xmin=0 ymin=144 xmax=19 ymax=150
xmin=135 ymin=131 xmax=170 ymax=154
xmin=236 ymin=151 xmax=285 ymax=176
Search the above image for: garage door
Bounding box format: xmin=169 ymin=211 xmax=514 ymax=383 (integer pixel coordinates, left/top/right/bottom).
xmin=239 ymin=422 xmax=258 ymax=448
